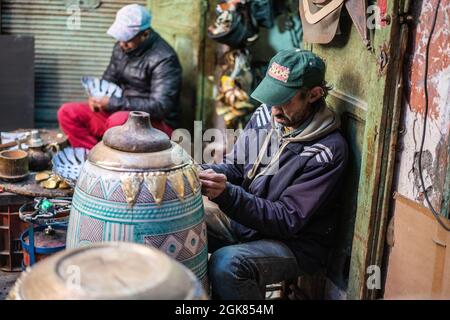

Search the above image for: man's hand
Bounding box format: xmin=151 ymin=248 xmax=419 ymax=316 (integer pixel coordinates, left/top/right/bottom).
xmin=199 ymin=169 xmax=227 ymax=200
xmin=88 ymin=96 xmax=110 ymax=112
xmin=88 ymin=96 xmax=99 ymax=112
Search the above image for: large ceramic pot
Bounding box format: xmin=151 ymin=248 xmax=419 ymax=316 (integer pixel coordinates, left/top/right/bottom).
xmin=8 ymin=242 xmax=207 ymax=300
xmin=66 ymin=111 xmax=207 ymax=287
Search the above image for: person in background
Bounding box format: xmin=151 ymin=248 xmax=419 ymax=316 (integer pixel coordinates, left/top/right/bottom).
xmin=200 ymin=49 xmax=348 ymax=299
xmin=58 ymin=4 xmax=182 ymax=149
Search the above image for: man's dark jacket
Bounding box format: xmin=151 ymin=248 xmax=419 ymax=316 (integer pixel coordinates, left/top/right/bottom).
xmin=102 ymin=29 xmax=182 ymax=128
xmin=204 ymin=104 xmax=348 ymax=274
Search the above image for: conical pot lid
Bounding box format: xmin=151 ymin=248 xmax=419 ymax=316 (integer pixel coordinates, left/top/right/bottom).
xmin=88 ymin=111 xmax=190 ymax=171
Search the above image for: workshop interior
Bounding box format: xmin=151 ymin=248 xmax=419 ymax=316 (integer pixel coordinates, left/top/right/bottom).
xmin=0 ymin=0 xmax=449 ymax=302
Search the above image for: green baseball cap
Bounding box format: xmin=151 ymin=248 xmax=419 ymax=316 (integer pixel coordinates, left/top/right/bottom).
xmin=251 ymin=49 xmax=326 ymax=106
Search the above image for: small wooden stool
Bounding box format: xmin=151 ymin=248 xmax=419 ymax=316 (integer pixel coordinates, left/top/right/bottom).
xmin=281 ymin=269 xmax=328 ymax=300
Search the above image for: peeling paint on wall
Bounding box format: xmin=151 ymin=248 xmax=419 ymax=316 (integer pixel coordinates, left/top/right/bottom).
xmin=406 ymin=0 xmax=450 ymax=119
xmin=394 ymin=0 xmax=450 ymax=214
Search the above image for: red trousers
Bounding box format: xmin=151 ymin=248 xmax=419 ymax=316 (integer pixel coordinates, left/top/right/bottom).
xmin=57 ymin=102 xmax=173 ymax=150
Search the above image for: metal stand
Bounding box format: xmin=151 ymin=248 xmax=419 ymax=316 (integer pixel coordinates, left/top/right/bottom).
xmin=19 ymin=197 xmax=71 ymax=267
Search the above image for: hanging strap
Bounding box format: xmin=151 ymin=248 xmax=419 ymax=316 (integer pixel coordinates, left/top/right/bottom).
xmin=242 ymin=128 xmax=276 ymax=190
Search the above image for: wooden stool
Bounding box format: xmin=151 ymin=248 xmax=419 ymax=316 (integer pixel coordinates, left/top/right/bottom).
xmin=281 ymin=269 xmax=328 ymax=300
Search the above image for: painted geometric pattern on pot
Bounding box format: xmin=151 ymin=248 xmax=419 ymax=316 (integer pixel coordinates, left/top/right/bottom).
xmin=79 ymin=214 xmax=104 ymax=243
xmin=76 ymin=170 xmax=86 ymax=191
xmin=143 ymin=222 xmax=207 ymax=261
xmin=66 ymin=207 xmax=82 ymax=248
xmin=161 ymin=176 xmax=194 ymax=202
xmin=72 ymin=188 xmax=204 ymax=223
xmin=183 ymin=247 xmax=208 ymax=282
xmin=107 ymin=182 xmax=127 ymax=202
xmin=77 ymin=175 xmax=125 ymax=202
xmin=104 ymin=222 xmax=135 ymax=242
xmin=134 ymin=176 xmax=194 ymax=203
xmin=134 ymin=184 xmax=156 ymax=204
xmin=199 ymin=221 xmax=207 ymax=243
xmin=100 ymin=178 xmax=122 ymax=200
xmin=201 ymin=274 xmax=210 ymax=295
xmin=76 ymin=173 xmax=194 ymax=204
xmin=88 ymin=178 xmax=106 ymax=200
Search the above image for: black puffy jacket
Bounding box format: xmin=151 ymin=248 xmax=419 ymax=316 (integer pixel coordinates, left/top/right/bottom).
xmin=102 ymin=29 xmax=182 ymax=128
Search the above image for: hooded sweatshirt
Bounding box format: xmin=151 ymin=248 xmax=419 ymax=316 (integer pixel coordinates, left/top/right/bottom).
xmin=205 ymin=102 xmax=348 ymax=273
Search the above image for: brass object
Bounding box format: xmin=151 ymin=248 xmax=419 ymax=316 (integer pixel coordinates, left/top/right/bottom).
xmin=36 ymin=171 xmax=72 ymax=190
xmin=167 ymin=170 xmax=185 ymax=201
xmin=88 ymin=142 xmax=185 ymax=172
xmin=86 ymin=111 xmax=196 ymax=206
xmin=103 ymin=111 xmax=171 ymax=153
xmin=145 ymin=172 xmax=167 ymax=205
xmin=184 ymin=167 xmax=200 ymax=193
xmin=0 ymin=149 xmax=29 ymax=182
xmin=58 ymin=180 xmax=71 ymax=189
xmin=35 ymin=171 xmax=51 ymax=182
xmin=121 ymin=173 xmax=144 ymax=206
xmin=40 ymin=177 xmax=59 ymax=189
xmin=27 ymin=130 xmax=59 ymax=172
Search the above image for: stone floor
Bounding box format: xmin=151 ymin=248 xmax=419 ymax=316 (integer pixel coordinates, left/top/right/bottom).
xmin=0 ymin=270 xmax=20 ymax=300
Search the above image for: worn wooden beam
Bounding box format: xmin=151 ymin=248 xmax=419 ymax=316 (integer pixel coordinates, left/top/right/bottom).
xmin=369 ymin=5 xmax=411 ymax=300
xmin=347 ymin=0 xmax=410 ymax=300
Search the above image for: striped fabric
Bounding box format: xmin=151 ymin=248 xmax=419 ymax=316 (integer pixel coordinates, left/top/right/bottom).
xmin=253 ymin=104 xmax=271 ymax=128
xmin=301 ymin=143 xmax=334 ymax=164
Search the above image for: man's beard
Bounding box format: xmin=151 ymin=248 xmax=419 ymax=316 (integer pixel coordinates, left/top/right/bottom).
xmin=274 ymin=114 xmax=292 ymax=126
xmin=121 ymin=46 xmax=136 ymax=54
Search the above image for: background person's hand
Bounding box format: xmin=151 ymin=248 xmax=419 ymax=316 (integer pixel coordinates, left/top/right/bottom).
xmin=199 ymin=169 xmax=227 ymax=200
xmin=95 ymin=96 xmax=110 ymax=110
xmin=88 ymin=96 xmax=99 ymax=112
xmin=88 ymin=96 xmax=110 ymax=112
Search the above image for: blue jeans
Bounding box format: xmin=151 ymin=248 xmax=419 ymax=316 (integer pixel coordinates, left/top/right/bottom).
xmin=204 ymin=198 xmax=302 ymax=300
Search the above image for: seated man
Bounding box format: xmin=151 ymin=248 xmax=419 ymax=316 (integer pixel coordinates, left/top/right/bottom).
xmin=200 ymin=49 xmax=348 ymax=299
xmin=58 ymin=4 xmax=182 ymax=149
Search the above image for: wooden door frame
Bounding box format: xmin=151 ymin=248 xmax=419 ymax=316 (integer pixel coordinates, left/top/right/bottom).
xmin=346 ymin=0 xmax=412 ymax=299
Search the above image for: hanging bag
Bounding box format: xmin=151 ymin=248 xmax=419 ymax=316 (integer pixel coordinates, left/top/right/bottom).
xmin=299 ymin=0 xmax=345 ymax=44
xmin=208 ymin=3 xmax=258 ymax=48
xmin=250 ymin=0 xmax=275 ymax=28
xmin=300 ymin=0 xmax=370 ymax=45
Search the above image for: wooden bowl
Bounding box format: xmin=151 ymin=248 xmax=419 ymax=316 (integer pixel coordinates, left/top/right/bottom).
xmin=0 ymin=149 xmax=29 ymax=182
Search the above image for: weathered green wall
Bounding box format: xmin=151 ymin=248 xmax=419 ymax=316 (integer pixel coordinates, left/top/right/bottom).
xmin=148 ymin=0 xmax=212 ymax=132
xmin=250 ymin=13 xmax=302 ymax=62
xmin=309 ymin=12 xmax=370 ymax=295
xmin=309 ymin=0 xmax=408 ymax=299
